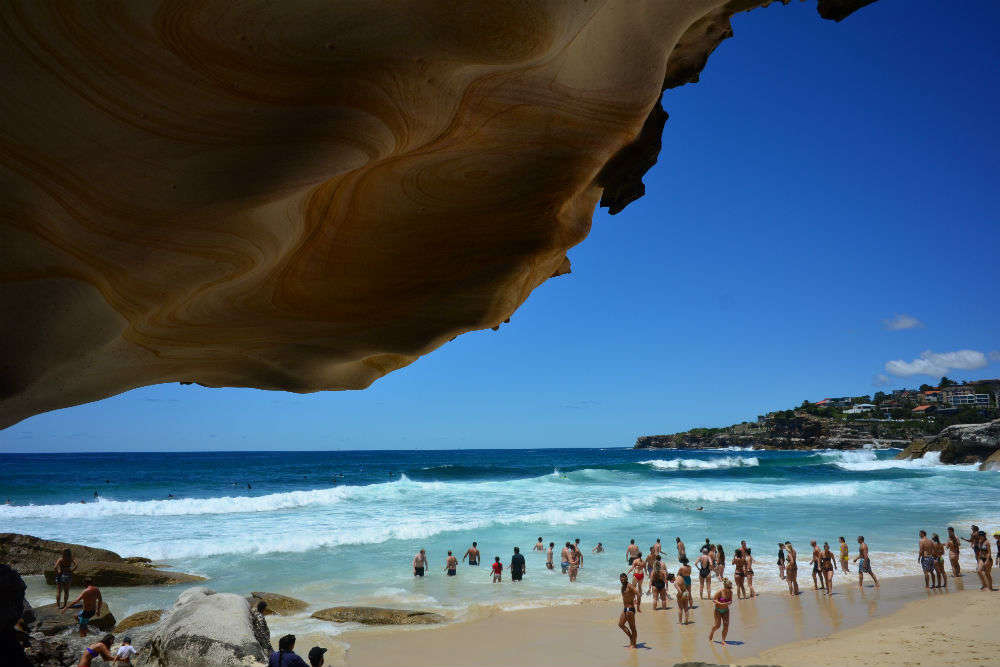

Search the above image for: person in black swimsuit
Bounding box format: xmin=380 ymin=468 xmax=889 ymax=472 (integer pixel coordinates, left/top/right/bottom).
xmin=820 ymin=542 xmax=835 ymax=596
xmin=697 ymin=551 xmax=713 ymax=599
xmin=650 ymin=555 xmax=668 ymax=609
xmin=618 ymin=573 xmax=639 ymax=649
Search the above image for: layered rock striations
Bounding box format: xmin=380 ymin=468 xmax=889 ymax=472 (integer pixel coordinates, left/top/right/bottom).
xmin=0 ymin=1 xmax=876 ymax=428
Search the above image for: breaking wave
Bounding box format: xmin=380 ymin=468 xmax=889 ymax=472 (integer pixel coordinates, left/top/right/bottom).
xmin=640 ymin=456 xmax=759 ymax=470
xmin=819 ymin=450 xmax=981 ymax=472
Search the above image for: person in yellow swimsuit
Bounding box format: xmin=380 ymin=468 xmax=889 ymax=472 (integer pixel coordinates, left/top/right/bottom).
xmin=838 ymin=536 xmax=849 ymax=573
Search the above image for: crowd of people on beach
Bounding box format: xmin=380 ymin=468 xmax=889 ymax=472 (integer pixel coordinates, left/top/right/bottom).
xmin=413 ymin=523 xmax=1000 ymax=649
xmin=38 ymin=523 xmax=1000 ymax=664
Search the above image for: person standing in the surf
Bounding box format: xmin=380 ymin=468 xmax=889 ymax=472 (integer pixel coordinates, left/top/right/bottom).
xmin=947 ymin=527 xmax=961 ymax=576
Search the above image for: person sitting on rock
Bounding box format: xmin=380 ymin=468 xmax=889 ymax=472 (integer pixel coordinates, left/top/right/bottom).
xmin=269 ymin=634 xmax=308 ymax=667
xmin=62 ymin=577 xmax=102 ymax=637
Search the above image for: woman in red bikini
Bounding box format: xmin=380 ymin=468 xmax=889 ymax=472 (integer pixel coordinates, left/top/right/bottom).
xmin=630 ymin=556 xmax=645 ymax=612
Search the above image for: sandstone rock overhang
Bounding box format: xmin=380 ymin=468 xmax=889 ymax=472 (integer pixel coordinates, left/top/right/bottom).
xmin=0 ymin=0 xmax=876 ymax=428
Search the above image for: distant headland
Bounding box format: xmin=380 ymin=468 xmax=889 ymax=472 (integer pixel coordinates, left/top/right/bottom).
xmin=636 ymin=377 xmax=1000 ymax=467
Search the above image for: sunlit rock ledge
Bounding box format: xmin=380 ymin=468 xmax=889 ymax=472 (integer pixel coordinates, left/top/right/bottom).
xmin=0 ymin=0 xmax=875 ymax=428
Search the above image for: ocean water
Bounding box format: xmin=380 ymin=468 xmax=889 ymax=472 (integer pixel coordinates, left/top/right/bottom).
xmin=3 ymin=447 xmax=998 ymax=638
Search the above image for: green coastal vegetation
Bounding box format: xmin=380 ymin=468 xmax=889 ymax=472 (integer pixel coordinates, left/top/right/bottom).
xmin=636 ymin=377 xmax=1000 ymax=450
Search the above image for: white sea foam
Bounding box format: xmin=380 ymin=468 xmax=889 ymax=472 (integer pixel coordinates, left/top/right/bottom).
xmin=640 ymin=456 xmax=759 ymax=470
xmin=0 ymin=474 xmax=449 ymax=520
xmin=821 ymin=450 xmax=981 ymax=472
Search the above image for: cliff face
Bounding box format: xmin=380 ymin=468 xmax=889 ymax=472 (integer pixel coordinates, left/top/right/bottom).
xmin=0 ymin=1 xmax=876 ymax=428
xmin=635 ymin=413 xmax=920 ymax=450
xmin=896 ymin=419 xmax=1000 ymax=468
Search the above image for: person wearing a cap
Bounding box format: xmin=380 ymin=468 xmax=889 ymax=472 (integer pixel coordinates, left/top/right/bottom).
xmin=308 ymin=646 xmax=327 ymax=667
xmin=268 ymin=634 xmax=308 ymax=667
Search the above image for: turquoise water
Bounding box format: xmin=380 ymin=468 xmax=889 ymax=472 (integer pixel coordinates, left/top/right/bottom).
xmin=3 ymin=447 xmax=997 ymax=638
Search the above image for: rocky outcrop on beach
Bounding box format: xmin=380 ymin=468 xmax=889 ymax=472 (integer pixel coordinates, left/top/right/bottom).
xmin=0 ymin=533 xmax=204 ymax=586
xmin=42 ymin=561 xmax=204 ymax=588
xmin=0 ymin=1 xmax=878 ymax=430
xmin=895 ymin=419 xmax=1000 ymax=467
xmin=249 ymin=592 xmax=307 ymax=616
xmin=311 ymin=606 xmax=446 ymax=626
xmin=22 ymin=637 xmax=73 ymax=667
xmin=139 ymin=588 xmax=270 ymax=667
xmin=32 ymin=603 xmax=116 ymax=636
xmin=113 ymin=609 xmax=164 ymax=633
xmin=0 ymin=534 xmax=121 ymax=575
xmin=635 ymin=413 xmax=918 ymax=451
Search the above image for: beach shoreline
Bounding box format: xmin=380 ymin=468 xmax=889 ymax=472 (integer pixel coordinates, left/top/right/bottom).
xmin=338 ymin=573 xmax=996 ymax=667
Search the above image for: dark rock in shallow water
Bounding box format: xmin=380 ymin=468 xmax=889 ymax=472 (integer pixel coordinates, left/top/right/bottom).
xmin=32 ymin=603 xmax=115 ymax=636
xmin=43 ymin=561 xmax=205 ymax=587
xmin=249 ymin=592 xmax=308 ymax=616
xmin=139 ymin=588 xmax=270 ymax=667
xmin=311 ymin=606 xmax=445 ymax=625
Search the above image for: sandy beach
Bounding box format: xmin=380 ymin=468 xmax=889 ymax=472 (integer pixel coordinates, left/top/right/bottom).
xmin=340 ymin=573 xmax=997 ymax=667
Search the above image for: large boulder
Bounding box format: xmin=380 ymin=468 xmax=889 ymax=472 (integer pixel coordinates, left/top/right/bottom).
xmin=249 ymin=592 xmax=307 ymax=616
xmin=139 ymin=588 xmax=270 ymax=667
xmin=114 ymin=609 xmax=163 ymax=633
xmin=0 ymin=534 xmax=122 ymax=575
xmin=310 ymin=606 xmax=445 ymax=626
xmin=896 ymin=420 xmax=1000 ymax=464
xmin=1 ymin=533 xmax=203 ymax=586
xmin=32 ymin=602 xmax=115 ymax=636
xmin=43 ymin=561 xmax=205 ymax=587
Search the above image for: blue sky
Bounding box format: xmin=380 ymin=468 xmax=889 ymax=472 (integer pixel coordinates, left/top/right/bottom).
xmin=3 ymin=0 xmax=998 ymax=452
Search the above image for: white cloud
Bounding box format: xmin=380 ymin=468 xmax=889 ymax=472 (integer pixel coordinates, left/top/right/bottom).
xmin=990 ymin=350 xmax=1000 ymax=362
xmin=871 ymin=373 xmax=890 ymax=387
xmin=884 ymin=349 xmax=988 ymax=378
xmin=881 ymin=314 xmax=924 ymax=331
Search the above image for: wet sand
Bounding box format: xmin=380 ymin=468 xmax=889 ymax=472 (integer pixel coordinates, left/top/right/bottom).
xmin=340 ymin=573 xmax=992 ymax=667
xmin=746 ymin=584 xmax=1000 ymax=666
